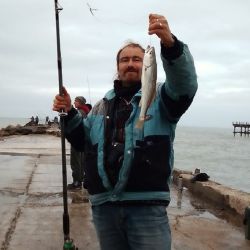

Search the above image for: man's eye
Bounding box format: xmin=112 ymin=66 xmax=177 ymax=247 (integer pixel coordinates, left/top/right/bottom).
xmin=119 ymin=57 xmax=142 ymax=63
xmin=132 ymin=57 xmax=142 ymax=62
xmin=120 ymin=58 xmax=129 ymax=63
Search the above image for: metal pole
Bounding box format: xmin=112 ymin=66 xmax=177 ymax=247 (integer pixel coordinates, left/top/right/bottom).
xmin=53 ymin=1 xmax=78 ymax=249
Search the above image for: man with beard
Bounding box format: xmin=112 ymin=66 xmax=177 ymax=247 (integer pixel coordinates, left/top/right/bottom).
xmin=53 ymin=13 xmax=198 ymax=250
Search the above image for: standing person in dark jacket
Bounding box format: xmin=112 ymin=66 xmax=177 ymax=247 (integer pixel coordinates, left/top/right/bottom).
xmin=67 ymin=96 xmax=90 ymax=190
xmin=53 ymin=13 xmax=198 ymax=250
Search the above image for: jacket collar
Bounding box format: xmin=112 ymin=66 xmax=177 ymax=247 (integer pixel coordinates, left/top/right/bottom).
xmin=104 ymin=80 xmax=142 ymax=100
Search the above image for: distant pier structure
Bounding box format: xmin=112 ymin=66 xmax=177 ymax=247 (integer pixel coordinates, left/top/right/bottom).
xmin=232 ymin=122 xmax=250 ymax=136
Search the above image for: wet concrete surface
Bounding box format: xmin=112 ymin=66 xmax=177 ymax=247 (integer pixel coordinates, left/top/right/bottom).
xmin=0 ymin=134 xmax=249 ymax=249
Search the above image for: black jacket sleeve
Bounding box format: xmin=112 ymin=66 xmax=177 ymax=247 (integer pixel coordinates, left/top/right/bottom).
xmin=64 ymin=107 xmax=85 ymax=151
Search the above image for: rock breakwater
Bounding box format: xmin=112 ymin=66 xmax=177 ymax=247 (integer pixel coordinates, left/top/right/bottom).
xmin=0 ymin=123 xmax=60 ymax=137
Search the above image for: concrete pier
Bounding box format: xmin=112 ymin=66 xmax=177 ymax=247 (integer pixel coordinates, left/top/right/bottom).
xmin=232 ymin=122 xmax=250 ymax=136
xmin=172 ymin=169 xmax=250 ymax=220
xmin=0 ymin=134 xmax=249 ymax=249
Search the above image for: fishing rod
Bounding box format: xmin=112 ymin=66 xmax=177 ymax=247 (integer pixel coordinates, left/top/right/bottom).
xmin=54 ymin=1 xmax=78 ymax=249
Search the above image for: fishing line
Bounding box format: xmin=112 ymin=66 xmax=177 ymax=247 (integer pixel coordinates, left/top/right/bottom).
xmin=148 ymin=35 xmax=152 ymax=46
xmin=83 ymin=0 xmax=145 ymax=26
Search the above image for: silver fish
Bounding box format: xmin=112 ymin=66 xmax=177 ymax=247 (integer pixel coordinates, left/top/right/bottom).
xmin=135 ymin=46 xmax=157 ymax=129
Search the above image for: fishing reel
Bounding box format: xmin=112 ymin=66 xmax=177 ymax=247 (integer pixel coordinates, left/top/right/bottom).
xmin=63 ymin=239 xmax=78 ymax=250
xmin=59 ymin=109 xmax=68 ymax=117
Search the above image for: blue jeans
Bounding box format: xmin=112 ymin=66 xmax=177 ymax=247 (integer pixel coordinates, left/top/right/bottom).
xmin=92 ymin=204 xmax=171 ymax=250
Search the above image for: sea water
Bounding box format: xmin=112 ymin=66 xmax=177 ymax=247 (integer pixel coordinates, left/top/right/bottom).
xmin=174 ymin=126 xmax=250 ymax=193
xmin=0 ymin=117 xmax=249 ymax=193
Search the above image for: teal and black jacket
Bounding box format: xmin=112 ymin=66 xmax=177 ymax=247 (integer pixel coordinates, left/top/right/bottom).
xmin=65 ymin=39 xmax=198 ymax=206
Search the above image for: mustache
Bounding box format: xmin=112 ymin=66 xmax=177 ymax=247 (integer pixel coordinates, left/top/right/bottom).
xmin=125 ymin=66 xmax=138 ymax=73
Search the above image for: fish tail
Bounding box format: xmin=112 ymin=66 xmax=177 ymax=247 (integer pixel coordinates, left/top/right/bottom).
xmin=135 ymin=119 xmax=144 ymax=129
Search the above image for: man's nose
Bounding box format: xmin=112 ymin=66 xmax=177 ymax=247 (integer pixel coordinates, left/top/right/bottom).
xmin=127 ymin=58 xmax=135 ymax=66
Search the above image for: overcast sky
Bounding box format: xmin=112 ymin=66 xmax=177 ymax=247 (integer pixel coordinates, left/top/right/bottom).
xmin=0 ymin=0 xmax=249 ymax=128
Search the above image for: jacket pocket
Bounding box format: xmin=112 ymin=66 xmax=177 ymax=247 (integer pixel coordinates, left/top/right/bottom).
xmin=126 ymin=135 xmax=171 ymax=192
xmin=84 ymin=143 xmax=107 ymax=195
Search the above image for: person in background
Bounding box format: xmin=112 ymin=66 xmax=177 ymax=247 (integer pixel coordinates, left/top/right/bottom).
xmin=67 ymin=96 xmax=90 ymax=190
xmin=53 ymin=13 xmax=198 ymax=250
xmin=85 ymin=103 xmax=92 ymax=111
xmin=53 ymin=116 xmax=59 ymax=124
xmin=30 ymin=116 xmax=35 ymax=123
xmin=74 ymin=96 xmax=90 ymax=117
xmin=35 ymin=116 xmax=39 ymax=125
xmin=45 ymin=116 xmax=50 ymax=125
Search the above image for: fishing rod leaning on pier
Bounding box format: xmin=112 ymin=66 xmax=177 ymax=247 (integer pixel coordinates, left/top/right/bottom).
xmin=54 ymin=1 xmax=78 ymax=249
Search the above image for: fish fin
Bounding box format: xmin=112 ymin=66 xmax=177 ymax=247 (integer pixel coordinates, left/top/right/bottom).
xmin=135 ymin=118 xmax=144 ymax=129
xmin=145 ymin=114 xmax=152 ymax=121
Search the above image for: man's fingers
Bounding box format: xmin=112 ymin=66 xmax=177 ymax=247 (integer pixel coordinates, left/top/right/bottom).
xmin=53 ymin=102 xmax=67 ymax=112
xmin=52 ymin=85 xmax=71 ymax=113
xmin=62 ymin=86 xmax=69 ymax=96
xmin=148 ymin=13 xmax=174 ymax=47
xmin=149 ymin=13 xmax=163 ymax=20
xmin=149 ymin=13 xmax=164 ymax=24
xmin=54 ymin=98 xmax=67 ymax=106
xmin=148 ymin=21 xmax=165 ymax=36
xmin=148 ymin=13 xmax=167 ymax=36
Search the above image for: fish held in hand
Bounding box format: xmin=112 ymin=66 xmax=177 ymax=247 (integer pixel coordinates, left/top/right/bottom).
xmin=135 ymin=46 xmax=157 ymax=129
